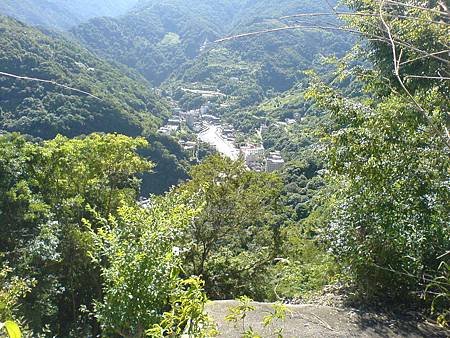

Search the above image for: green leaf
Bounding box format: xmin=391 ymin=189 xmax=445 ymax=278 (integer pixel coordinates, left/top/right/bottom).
xmin=4 ymin=321 xmax=21 ymax=338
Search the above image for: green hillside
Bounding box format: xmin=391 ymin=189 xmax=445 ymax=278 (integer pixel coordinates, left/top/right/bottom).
xmin=0 ymin=16 xmax=169 ymax=139
xmin=0 ymin=0 xmax=139 ymax=29
xmin=71 ymin=0 xmax=352 ymax=98
xmin=72 ymin=0 xmax=242 ymax=85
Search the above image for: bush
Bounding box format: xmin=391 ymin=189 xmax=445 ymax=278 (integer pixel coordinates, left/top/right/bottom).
xmin=0 ymin=264 xmax=34 ymax=336
xmin=88 ymin=193 xmax=213 ymax=337
xmin=176 ymin=155 xmax=284 ymax=300
xmin=268 ymin=227 xmax=337 ymax=300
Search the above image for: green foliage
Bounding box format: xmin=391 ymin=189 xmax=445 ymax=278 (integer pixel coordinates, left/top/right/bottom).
xmin=343 ymin=0 xmax=449 ymax=96
xmin=87 ymin=193 xmax=201 ymax=337
xmin=36 ymin=133 xmax=152 ymax=218
xmin=270 ymin=228 xmax=338 ymax=300
xmin=0 ymin=15 xmax=187 ymax=199
xmin=262 ymin=303 xmax=290 ymax=338
xmin=139 ymin=133 xmax=190 ymax=196
xmin=148 ymin=278 xmax=218 ymax=337
xmin=262 ymin=116 xmax=327 ymax=222
xmin=308 ymin=78 xmax=450 ymax=297
xmin=0 ymin=265 xmax=33 ymax=323
xmin=177 ymin=155 xmax=284 ymax=300
xmin=225 ymin=296 xmax=256 ymax=334
xmin=0 ymin=132 xmax=221 ymax=337
xmin=0 ymin=134 xmax=47 ymax=254
xmin=226 ymin=297 xmax=290 ymax=338
xmin=0 ymin=16 xmax=168 ymax=139
xmin=0 ymin=133 xmax=153 ymax=336
xmin=426 ymin=260 xmax=450 ymax=328
xmin=1 ymin=321 xmax=21 ymax=338
xmin=0 ymin=264 xmax=34 ymax=338
xmin=305 ymin=0 xmax=450 ymax=299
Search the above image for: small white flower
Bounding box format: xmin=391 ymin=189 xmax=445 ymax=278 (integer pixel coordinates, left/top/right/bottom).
xmin=172 ymin=246 xmax=181 ymax=256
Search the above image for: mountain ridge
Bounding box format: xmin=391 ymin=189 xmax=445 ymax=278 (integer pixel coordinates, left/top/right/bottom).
xmin=71 ymin=0 xmax=351 ymax=102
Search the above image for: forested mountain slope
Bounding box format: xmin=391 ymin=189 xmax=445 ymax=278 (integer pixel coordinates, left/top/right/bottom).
xmin=72 ymin=0 xmax=242 ymax=85
xmin=72 ymin=0 xmax=352 ymax=98
xmin=0 ymin=0 xmax=140 ymax=29
xmin=172 ymin=0 xmax=352 ymax=108
xmin=0 ymin=16 xmax=169 ymax=139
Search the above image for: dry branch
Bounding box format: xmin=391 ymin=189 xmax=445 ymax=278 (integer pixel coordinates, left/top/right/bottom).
xmin=214 ymin=24 xmax=450 ymax=65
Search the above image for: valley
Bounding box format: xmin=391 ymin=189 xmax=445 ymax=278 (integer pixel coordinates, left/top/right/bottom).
xmin=0 ymin=1 xmax=448 ymax=337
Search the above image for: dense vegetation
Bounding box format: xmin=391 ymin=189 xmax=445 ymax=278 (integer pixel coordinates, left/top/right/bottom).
xmin=0 ymin=133 xmax=152 ymax=336
xmin=0 ymin=0 xmax=139 ymax=29
xmin=0 ymin=16 xmax=192 ymax=195
xmin=306 ymin=0 xmax=449 ymax=312
xmin=262 ymin=116 xmax=326 ymax=222
xmin=0 ymin=133 xmax=302 ymax=336
xmin=0 ymin=0 xmax=449 ymax=337
xmin=71 ymin=0 xmax=239 ymax=86
xmin=139 ymin=132 xmax=190 ymax=195
xmin=177 ymin=156 xmax=284 ymax=300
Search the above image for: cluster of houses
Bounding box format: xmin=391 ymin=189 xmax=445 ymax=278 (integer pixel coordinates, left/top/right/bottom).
xmin=266 ymin=151 xmax=285 ymax=172
xmin=274 ymin=113 xmax=304 ymax=128
xmin=219 ymin=125 xmax=236 ymax=143
xmin=157 ymin=117 xmax=182 ymax=135
xmin=158 ymin=103 xmax=286 ymax=172
xmin=178 ymin=140 xmax=197 ymax=157
xmin=158 ymin=104 xmax=211 ymax=135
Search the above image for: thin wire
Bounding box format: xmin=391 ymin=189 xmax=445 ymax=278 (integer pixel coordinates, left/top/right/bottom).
xmin=399 ymin=50 xmax=450 ymax=66
xmin=280 ymin=12 xmax=450 ymax=26
xmin=0 ymin=71 xmax=102 ymax=100
xmin=404 ymin=75 xmax=450 ymax=80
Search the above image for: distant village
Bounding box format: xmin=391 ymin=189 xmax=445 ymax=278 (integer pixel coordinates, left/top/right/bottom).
xmin=158 ymin=102 xmax=285 ymax=173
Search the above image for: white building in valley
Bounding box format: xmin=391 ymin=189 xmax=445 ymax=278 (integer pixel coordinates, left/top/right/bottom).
xmin=266 ymin=151 xmax=285 ymax=172
xmin=241 ymin=145 xmax=265 ymax=168
xmin=200 ymin=105 xmax=210 ymax=115
xmin=158 ymin=125 xmax=179 ymax=135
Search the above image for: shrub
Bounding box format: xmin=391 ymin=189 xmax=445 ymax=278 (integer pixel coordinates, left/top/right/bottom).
xmin=88 ymin=193 xmax=213 ymax=337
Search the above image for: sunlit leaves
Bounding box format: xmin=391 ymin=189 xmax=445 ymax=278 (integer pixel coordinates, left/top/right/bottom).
xmin=2 ymin=321 xmax=21 ymax=338
xmin=306 ymin=0 xmax=450 ymax=298
xmin=176 ymin=155 xmax=283 ymax=299
xmin=0 ymin=132 xmax=154 ymax=335
xmin=89 ymin=193 xmax=204 ymax=337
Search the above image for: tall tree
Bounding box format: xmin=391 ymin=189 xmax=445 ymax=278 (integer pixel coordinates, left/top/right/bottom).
xmin=177 ymin=155 xmax=284 ymax=299
xmin=0 ymin=133 xmax=152 ymax=336
xmin=306 ymin=0 xmax=449 ymax=298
